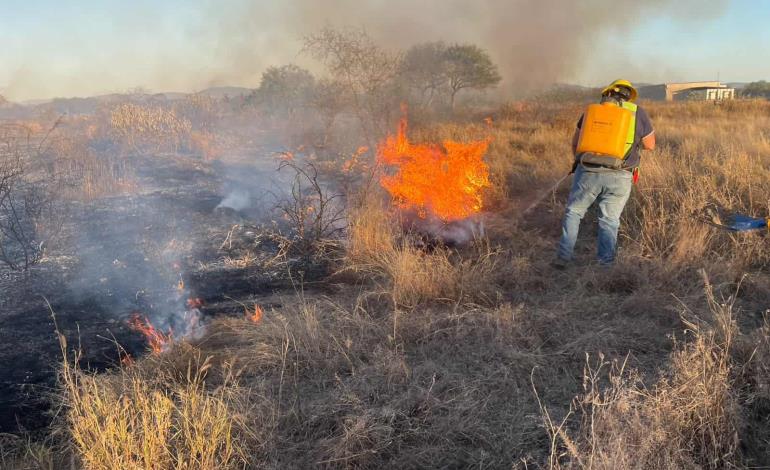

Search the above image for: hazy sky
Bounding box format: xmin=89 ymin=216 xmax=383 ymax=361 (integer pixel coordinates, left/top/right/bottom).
xmin=1 ymin=0 xmax=767 ymax=101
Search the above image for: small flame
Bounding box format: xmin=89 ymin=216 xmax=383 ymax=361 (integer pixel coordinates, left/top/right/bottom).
xmin=127 ymin=314 xmax=174 ymax=354
xmin=186 ymin=297 xmax=204 ymax=309
xmin=377 ymin=115 xmax=491 ymax=222
xmin=120 ymin=353 xmax=135 ymax=367
xmin=249 ymin=304 xmax=263 ymax=324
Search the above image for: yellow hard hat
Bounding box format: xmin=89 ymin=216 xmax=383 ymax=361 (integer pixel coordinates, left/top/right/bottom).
xmin=602 ymin=79 xmax=638 ymax=102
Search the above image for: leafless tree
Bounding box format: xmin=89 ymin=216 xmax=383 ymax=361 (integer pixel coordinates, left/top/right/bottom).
xmin=310 ymin=78 xmax=350 ymax=146
xmin=0 ymin=121 xmax=67 ymax=272
xmin=303 ymin=26 xmax=401 ymax=145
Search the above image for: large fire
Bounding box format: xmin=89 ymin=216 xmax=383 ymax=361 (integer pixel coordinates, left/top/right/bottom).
xmin=377 ymin=117 xmax=491 ymax=222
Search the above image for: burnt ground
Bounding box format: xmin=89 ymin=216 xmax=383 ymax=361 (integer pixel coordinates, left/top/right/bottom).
xmin=0 ymin=151 xmax=323 ymax=435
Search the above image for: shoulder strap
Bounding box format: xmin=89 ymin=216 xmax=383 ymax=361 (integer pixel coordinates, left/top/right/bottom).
xmin=621 ymin=102 xmax=638 ymax=158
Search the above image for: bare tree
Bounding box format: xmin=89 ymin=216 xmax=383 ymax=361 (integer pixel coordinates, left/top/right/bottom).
xmin=303 ymin=26 xmax=401 ymax=144
xmin=0 ymin=121 xmax=67 ymax=272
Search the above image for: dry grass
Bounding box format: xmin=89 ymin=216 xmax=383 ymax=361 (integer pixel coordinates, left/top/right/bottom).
xmin=544 ymin=273 xmax=743 ymax=469
xmin=9 ymin=99 xmax=770 ymax=469
xmin=109 ymin=103 xmax=193 ymax=155
xmin=345 ymin=191 xmax=499 ymax=308
xmin=58 ymin=334 xmax=252 ymax=470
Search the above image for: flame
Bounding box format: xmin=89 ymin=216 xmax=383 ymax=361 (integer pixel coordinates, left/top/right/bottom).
xmin=249 ymin=304 xmax=263 ymax=324
xmin=186 ymin=297 xmax=204 ymax=309
xmin=127 ymin=314 xmax=174 ymax=354
xmin=120 ymin=353 xmax=135 ymax=368
xmin=377 ymin=117 xmax=490 ymax=222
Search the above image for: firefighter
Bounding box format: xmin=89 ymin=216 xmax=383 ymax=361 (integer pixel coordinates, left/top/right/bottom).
xmin=553 ymin=79 xmax=656 ymax=268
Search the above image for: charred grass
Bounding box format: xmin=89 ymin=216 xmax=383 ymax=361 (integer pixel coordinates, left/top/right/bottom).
xmin=5 ymin=100 xmax=770 ymax=469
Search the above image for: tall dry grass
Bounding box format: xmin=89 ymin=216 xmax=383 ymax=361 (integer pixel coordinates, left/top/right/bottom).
xmin=624 ymin=101 xmax=770 ymax=274
xmin=543 ymin=273 xmax=743 ymax=469
xmin=345 ymin=190 xmax=499 ymax=308
xmin=58 ymin=334 xmax=251 ymax=470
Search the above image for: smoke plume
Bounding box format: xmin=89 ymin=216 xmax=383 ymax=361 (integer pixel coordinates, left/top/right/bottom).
xmin=3 ymin=0 xmax=728 ymax=100
xmin=247 ymin=0 xmax=729 ymax=94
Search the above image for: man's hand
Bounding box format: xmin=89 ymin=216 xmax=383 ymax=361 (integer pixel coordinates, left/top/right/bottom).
xmin=642 ymin=132 xmax=656 ymax=150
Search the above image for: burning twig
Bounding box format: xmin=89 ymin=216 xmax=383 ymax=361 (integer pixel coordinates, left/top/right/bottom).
xmin=127 ymin=314 xmax=174 ymax=354
xmin=249 ymin=304 xmax=264 ymax=324
xmin=186 ymin=297 xmax=205 ymax=310
xmin=120 ymin=353 xmax=135 ymax=368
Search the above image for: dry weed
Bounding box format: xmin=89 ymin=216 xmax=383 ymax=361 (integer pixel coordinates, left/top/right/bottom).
xmin=59 ymin=335 xmax=250 ymax=470
xmin=546 ymin=273 xmax=744 ymax=469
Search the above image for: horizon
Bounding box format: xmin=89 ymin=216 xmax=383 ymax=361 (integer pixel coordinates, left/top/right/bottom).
xmin=8 ymin=80 xmax=760 ymax=105
xmin=2 ymin=0 xmax=768 ymax=102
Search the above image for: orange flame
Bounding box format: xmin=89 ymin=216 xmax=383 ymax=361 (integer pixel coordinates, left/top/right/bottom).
xmin=127 ymin=314 xmax=174 ymax=354
xmin=120 ymin=353 xmax=135 ymax=368
xmin=186 ymin=297 xmax=204 ymax=309
xmin=377 ymin=117 xmax=490 ymax=222
xmin=249 ymin=304 xmax=263 ymax=324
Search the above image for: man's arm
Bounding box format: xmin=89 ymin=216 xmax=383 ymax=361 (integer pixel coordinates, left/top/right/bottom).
xmin=641 ymin=132 xmax=655 ymax=150
xmin=638 ymin=107 xmax=655 ymax=150
xmin=572 ymin=115 xmax=584 ymax=154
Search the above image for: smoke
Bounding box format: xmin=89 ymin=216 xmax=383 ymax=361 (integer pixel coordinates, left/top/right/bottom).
xmin=257 ymin=0 xmax=729 ymax=93
xmin=217 ymin=188 xmax=252 ymax=211
xmin=4 ymin=0 xmax=728 ymax=101
xmin=406 ymin=213 xmax=486 ymax=247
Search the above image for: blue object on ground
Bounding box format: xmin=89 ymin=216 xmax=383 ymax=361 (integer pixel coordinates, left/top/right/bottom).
xmin=725 ymin=214 xmax=768 ymax=232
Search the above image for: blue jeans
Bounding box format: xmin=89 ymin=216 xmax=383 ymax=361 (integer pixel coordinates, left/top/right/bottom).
xmin=556 ymin=166 xmax=633 ymax=264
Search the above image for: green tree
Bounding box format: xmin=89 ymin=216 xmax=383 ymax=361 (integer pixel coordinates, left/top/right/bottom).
xmin=399 ymin=42 xmax=449 ymax=109
xmin=444 ymin=44 xmax=501 ymax=110
xmin=253 ymin=64 xmax=316 ymax=117
xmin=742 ymin=81 xmax=770 ymax=99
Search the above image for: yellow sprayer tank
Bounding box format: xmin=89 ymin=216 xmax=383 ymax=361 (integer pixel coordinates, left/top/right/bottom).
xmin=576 ymin=102 xmax=633 ymax=159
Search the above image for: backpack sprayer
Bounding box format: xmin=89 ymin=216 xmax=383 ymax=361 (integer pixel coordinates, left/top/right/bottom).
xmin=521 ymin=82 xmax=640 ymax=218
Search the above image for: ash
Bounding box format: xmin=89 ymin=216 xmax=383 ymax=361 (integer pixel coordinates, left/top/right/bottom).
xmin=0 ymin=152 xmax=328 ymax=434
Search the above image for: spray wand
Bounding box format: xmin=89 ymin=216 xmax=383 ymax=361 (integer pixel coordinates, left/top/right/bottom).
xmin=520 ymin=173 xmax=571 ymax=217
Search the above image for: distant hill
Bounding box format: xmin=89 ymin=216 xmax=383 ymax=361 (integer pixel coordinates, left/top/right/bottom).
xmin=8 ymin=86 xmax=255 ymax=114
xmin=197 ymin=86 xmax=254 ymax=99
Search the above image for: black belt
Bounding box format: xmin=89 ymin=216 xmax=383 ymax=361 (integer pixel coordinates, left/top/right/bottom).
xmin=581 ymin=162 xmax=634 ymax=172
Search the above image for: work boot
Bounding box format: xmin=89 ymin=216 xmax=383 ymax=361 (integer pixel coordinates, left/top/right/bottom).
xmin=551 ymin=257 xmax=570 ymax=270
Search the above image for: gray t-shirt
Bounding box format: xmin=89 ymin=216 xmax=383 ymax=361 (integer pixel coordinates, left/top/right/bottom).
xmin=576 ymin=104 xmax=654 ymax=169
